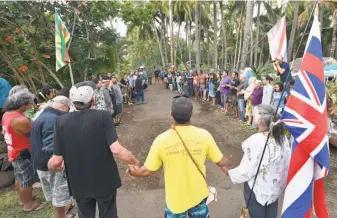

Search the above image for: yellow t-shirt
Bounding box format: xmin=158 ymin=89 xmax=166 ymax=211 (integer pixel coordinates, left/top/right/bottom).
xmin=144 ymin=125 xmax=223 ymax=213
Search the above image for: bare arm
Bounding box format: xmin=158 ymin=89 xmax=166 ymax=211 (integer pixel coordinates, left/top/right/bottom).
xmin=110 ymin=140 xmax=139 ymax=165
xmin=275 ymin=63 xmax=285 ymax=75
xmin=11 ymin=116 xmax=31 ymax=137
xmin=48 ymin=155 xmax=64 ymax=172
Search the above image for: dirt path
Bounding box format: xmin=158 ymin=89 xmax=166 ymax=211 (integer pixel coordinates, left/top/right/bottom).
xmin=113 ymin=83 xmax=336 ymax=217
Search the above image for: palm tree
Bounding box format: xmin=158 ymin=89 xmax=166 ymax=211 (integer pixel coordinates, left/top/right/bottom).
xmin=253 ymin=1 xmax=261 ymax=67
xmin=239 ymin=0 xmax=254 ymax=70
xmin=213 ymin=1 xmax=218 ymax=70
xmin=219 ymin=1 xmax=227 ymax=69
xmin=330 ymin=1 xmax=337 ymax=57
xmin=169 ymin=0 xmax=174 ymax=71
xmin=288 ymin=1 xmax=300 ymax=61
xmin=195 ymin=2 xmax=200 ymax=71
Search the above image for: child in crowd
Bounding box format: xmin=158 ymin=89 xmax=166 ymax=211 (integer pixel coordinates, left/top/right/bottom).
xmin=272 ymin=82 xmax=288 ymax=114
xmin=208 ymin=73 xmax=216 ymax=106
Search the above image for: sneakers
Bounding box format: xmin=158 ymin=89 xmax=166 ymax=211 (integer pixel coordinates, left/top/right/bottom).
xmin=142 ymin=101 xmax=147 ymax=104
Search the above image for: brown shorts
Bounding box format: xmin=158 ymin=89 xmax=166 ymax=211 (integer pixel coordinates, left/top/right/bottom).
xmin=231 ymin=95 xmax=238 ymax=105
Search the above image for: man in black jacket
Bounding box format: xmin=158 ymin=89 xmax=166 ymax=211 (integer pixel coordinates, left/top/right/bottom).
xmin=31 ymin=96 xmax=73 ymax=218
xmin=135 ymin=73 xmax=146 ymax=105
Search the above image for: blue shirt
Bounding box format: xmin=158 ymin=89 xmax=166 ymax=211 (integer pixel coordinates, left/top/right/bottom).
xmin=31 ymin=107 xmax=66 ymax=171
xmin=273 ymin=92 xmax=288 ymax=109
xmin=279 ymin=62 xmax=290 ymax=84
xmin=0 ymin=78 xmax=11 ymax=108
xmin=160 ymin=71 xmax=164 ymax=78
xmin=143 ymin=71 xmax=147 ymax=80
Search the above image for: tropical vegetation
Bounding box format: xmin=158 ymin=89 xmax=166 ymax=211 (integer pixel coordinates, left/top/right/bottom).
xmin=0 ymin=0 xmax=336 ymax=91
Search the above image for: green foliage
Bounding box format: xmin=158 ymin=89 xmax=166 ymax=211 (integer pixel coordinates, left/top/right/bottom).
xmin=107 ymin=46 xmax=117 ymax=73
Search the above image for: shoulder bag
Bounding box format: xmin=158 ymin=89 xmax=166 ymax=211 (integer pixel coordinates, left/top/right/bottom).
xmin=172 ymin=127 xmax=218 ymax=205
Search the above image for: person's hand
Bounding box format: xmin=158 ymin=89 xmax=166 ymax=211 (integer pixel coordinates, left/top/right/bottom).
xmin=127 ymin=164 xmax=140 ymax=177
xmin=220 ymin=167 xmax=230 ymax=176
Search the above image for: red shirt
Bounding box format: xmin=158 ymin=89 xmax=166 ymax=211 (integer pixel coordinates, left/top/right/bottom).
xmin=2 ymin=112 xmax=31 ymax=162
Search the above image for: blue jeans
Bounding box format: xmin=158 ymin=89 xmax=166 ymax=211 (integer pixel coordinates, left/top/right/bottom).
xmin=244 ymin=182 xmax=278 ymax=218
xmin=238 ymin=98 xmax=245 ymax=121
xmin=164 ymin=198 xmax=209 ymax=218
xmin=136 ymin=90 xmax=145 ymax=103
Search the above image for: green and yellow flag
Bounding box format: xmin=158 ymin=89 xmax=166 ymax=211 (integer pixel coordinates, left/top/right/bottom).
xmin=55 ymin=10 xmax=70 ymax=72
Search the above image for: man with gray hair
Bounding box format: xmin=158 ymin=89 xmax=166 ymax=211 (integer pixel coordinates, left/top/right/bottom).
xmin=128 ymin=95 xmax=232 ymax=217
xmin=30 ymin=96 xmax=73 ymax=218
xmin=2 ymin=89 xmax=46 ymax=212
xmin=48 ymin=84 xmax=139 ymax=218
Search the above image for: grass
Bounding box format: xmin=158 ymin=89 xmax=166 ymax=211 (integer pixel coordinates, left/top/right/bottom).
xmin=0 ymin=187 xmax=54 ymax=218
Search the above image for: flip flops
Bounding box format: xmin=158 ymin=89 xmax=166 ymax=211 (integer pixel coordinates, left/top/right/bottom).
xmin=23 ymin=202 xmax=47 ymax=212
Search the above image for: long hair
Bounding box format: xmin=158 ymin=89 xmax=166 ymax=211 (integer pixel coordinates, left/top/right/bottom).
xmin=254 ymin=104 xmax=286 ymax=146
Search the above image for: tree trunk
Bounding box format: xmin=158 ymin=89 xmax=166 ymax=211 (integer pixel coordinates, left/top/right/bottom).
xmin=288 ymin=1 xmax=300 ymax=61
xmin=213 ymin=1 xmax=218 ymax=70
xmin=330 ymin=9 xmax=337 ymax=57
xmin=185 ymin=20 xmax=189 ymax=62
xmin=169 ymin=0 xmax=174 ymax=71
xmin=175 ymin=22 xmax=181 ymax=70
xmin=161 ymin=15 xmax=168 ymax=68
xmin=155 ymin=27 xmax=166 ymax=69
xmin=259 ymin=40 xmax=264 ymax=68
xmin=39 ymin=62 xmax=64 ymax=88
xmin=195 ymin=2 xmax=200 ymax=71
xmin=236 ymin=27 xmax=243 ymax=69
xmin=234 ymin=5 xmax=244 ymax=69
xmin=188 ymin=21 xmax=192 ymax=64
xmin=319 ymin=2 xmax=324 ymax=33
xmin=239 ymin=1 xmax=254 ymax=70
xmin=220 ymin=1 xmax=227 ymax=69
xmin=250 ymin=25 xmax=254 ymax=66
xmin=254 ymin=2 xmax=261 ymax=67
xmin=207 ymin=28 xmax=210 ymax=67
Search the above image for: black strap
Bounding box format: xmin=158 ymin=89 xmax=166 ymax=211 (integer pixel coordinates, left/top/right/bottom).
xmin=172 ymin=127 xmax=207 ymax=183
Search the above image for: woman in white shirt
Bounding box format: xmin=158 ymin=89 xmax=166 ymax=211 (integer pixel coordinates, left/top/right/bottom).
xmin=226 ymin=104 xmax=291 ymax=218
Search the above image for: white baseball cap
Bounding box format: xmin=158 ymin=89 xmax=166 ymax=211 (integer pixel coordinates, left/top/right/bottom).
xmin=69 ymin=86 xmax=94 ymax=104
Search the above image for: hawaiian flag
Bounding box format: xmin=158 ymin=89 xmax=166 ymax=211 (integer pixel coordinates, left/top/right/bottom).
xmin=281 ymin=15 xmax=330 ymax=218
xmin=267 ymin=16 xmax=287 ymax=62
xmin=55 ymin=10 xmax=70 ymax=72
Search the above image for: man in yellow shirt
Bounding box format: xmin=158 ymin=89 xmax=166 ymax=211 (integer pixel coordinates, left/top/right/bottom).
xmin=128 ymin=95 xmax=232 ymax=218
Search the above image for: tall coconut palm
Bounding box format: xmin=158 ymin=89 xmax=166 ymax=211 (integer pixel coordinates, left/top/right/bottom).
xmin=288 ymin=1 xmax=300 ymax=61
xmin=219 ymin=1 xmax=227 ymax=69
xmin=330 ymin=1 xmax=337 ymax=57
xmin=213 ymin=1 xmax=218 ymax=70
xmin=239 ymin=0 xmax=254 ymax=70
xmin=253 ymin=1 xmax=261 ymax=67
xmin=169 ymin=0 xmax=174 ymax=71
xmin=195 ymin=2 xmax=200 ymax=70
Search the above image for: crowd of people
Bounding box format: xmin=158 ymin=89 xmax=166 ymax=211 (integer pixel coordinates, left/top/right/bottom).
xmin=0 ymin=67 xmax=152 ymax=218
xmin=0 ymin=55 xmax=335 ymax=218
xmin=157 ymin=56 xmax=292 ymax=129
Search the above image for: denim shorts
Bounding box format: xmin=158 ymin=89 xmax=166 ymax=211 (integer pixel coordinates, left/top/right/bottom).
xmin=12 ymin=158 xmax=35 ymax=188
xmin=164 ymin=199 xmax=209 ymax=218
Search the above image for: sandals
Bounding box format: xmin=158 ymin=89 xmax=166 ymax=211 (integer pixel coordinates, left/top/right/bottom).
xmin=23 ymin=202 xmax=47 ymax=212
